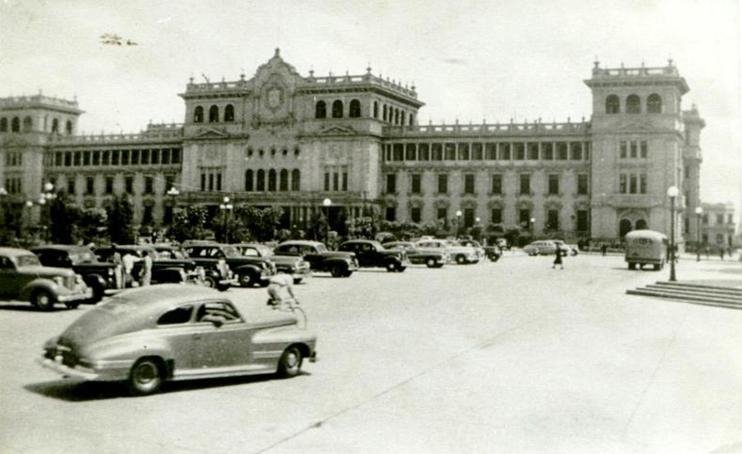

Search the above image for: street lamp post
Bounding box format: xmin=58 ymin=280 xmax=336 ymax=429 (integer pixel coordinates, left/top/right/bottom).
xmin=219 ymin=196 xmax=233 ymax=243
xmin=530 ymin=217 xmax=536 ymax=237
xmin=322 ymin=198 xmax=332 ymax=246
xmin=694 ymin=206 xmax=703 ymax=262
xmin=166 ymin=187 xmax=180 ymax=226
xmin=667 ymin=186 xmax=679 ymax=281
xmin=455 ymin=210 xmax=462 ymax=239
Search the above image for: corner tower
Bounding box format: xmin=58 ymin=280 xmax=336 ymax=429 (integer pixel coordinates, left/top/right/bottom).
xmin=585 ymin=60 xmax=689 ymax=241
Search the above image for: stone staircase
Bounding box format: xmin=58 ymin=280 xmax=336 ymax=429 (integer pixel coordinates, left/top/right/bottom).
xmin=627 ymin=281 xmax=742 ymax=310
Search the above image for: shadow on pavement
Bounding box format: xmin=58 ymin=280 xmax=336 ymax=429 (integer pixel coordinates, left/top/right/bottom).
xmin=25 ymin=371 xmax=311 ymax=401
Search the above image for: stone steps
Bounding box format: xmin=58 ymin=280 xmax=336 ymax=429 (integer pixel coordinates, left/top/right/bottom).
xmin=627 ymin=281 xmax=742 ymax=310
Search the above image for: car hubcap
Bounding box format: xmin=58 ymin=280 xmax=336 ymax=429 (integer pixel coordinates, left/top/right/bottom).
xmin=285 ymin=351 xmax=298 ymax=368
xmin=241 ymin=275 xmax=251 ymax=285
xmin=38 ymin=295 xmax=49 ymax=306
xmin=136 ymin=364 xmax=156 ymax=384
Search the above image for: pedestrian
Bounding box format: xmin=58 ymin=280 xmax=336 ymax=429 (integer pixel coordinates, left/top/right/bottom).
xmin=705 ymin=245 xmax=710 ymax=259
xmin=140 ymin=250 xmax=153 ymax=287
xmin=720 ymin=247 xmax=724 ymax=261
xmin=601 ymin=243 xmax=608 ymax=256
xmin=552 ymin=244 xmax=564 ymax=269
xmin=121 ymin=250 xmax=137 ymax=287
xmin=266 ymin=272 xmax=297 ymax=310
xmin=111 ymin=245 xmax=123 ymax=288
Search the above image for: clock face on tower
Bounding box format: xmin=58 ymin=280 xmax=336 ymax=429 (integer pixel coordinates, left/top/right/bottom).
xmin=266 ymin=87 xmax=283 ymax=110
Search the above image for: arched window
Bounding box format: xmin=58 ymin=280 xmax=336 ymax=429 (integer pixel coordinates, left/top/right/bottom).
xmin=193 ymin=106 xmax=204 ymax=123
xmin=0 ymin=118 xmax=6 ymax=132
xmin=394 ymin=109 xmax=400 ymax=125
xmin=383 ymin=104 xmax=387 ymax=121
xmin=619 ymin=219 xmax=633 ymax=238
xmin=291 ymin=169 xmax=300 ymax=191
xmin=401 ymin=111 xmax=406 ymax=126
xmin=626 ymin=95 xmax=641 ymax=114
xmin=409 ymin=114 xmax=414 ymax=126
xmin=256 ymin=169 xmax=265 ymax=191
xmin=268 ymin=169 xmax=277 ymax=191
xmin=373 ymin=101 xmax=379 ymax=119
xmin=315 ymin=100 xmax=326 ymax=119
xmin=65 ymin=120 xmax=73 ymax=135
xmin=635 ymin=219 xmax=647 ymax=230
xmin=349 ymin=99 xmax=361 ymax=118
xmin=605 ymin=95 xmax=620 ymax=114
xmin=22 ymin=116 xmax=32 ymax=132
xmin=647 ymin=94 xmax=662 ymax=113
xmin=279 ymin=169 xmax=289 ymax=191
xmin=245 ymin=169 xmax=254 ymax=191
xmin=224 ymin=104 xmax=235 ymax=122
xmin=332 ymin=100 xmax=343 ymax=118
xmin=12 ymin=117 xmax=21 ymax=132
xmin=208 ymin=105 xmax=219 ymax=122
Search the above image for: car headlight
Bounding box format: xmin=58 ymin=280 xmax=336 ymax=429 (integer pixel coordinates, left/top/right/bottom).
xmin=53 ymin=276 xmax=64 ymax=286
xmin=107 ymin=267 xmax=115 ymax=276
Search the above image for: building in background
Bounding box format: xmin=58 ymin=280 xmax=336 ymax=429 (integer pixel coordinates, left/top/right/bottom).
xmin=699 ymin=202 xmax=736 ymax=251
xmin=0 ymin=50 xmax=705 ymax=243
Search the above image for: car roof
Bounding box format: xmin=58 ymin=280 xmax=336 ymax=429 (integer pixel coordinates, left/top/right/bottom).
xmin=31 ymin=244 xmax=92 ymax=252
xmin=111 ymin=285 xmax=224 ymax=311
xmin=0 ymin=247 xmax=38 ymax=257
xmin=625 ymin=229 xmax=667 ymax=240
xmin=277 ymin=240 xmax=322 ymax=246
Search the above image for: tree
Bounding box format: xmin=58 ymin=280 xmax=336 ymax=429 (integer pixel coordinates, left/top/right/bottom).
xmin=306 ymin=211 xmax=329 ymax=242
xmin=234 ymin=205 xmax=284 ymax=242
xmin=106 ymin=195 xmax=135 ymax=244
xmin=49 ymin=192 xmax=81 ymax=244
xmin=77 ymin=208 xmax=108 ymax=245
xmin=168 ymin=205 xmax=208 ymax=243
xmin=346 ymin=216 xmax=379 ymax=239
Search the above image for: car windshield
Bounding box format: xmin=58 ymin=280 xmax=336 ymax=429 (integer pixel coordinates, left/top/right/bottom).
xmin=314 ymin=244 xmax=327 ymax=253
xmin=69 ymin=250 xmax=96 ymax=264
xmin=16 ymin=254 xmax=41 ymax=267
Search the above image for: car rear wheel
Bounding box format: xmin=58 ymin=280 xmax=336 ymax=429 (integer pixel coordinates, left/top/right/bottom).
xmin=31 ymin=289 xmax=55 ymax=311
xmin=455 ymin=255 xmax=466 ymax=264
xmin=202 ymin=276 xmax=217 ymax=288
xmin=425 ymin=258 xmax=436 ymax=268
xmin=293 ymin=278 xmax=303 ymax=285
xmin=277 ymin=346 xmax=303 ymax=378
xmin=238 ymin=272 xmax=255 ymax=287
xmin=331 ymin=265 xmax=345 ymax=278
xmin=386 ymin=262 xmax=397 ymax=272
xmin=128 ymin=358 xmax=164 ymax=396
xmin=628 ymin=262 xmax=636 ymax=270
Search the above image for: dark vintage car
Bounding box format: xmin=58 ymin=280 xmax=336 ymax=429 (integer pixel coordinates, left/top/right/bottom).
xmin=94 ymin=245 xmax=205 ymax=287
xmin=31 ymin=245 xmax=123 ymax=303
xmin=0 ymin=247 xmax=92 ymax=310
xmin=338 ymin=240 xmax=407 ymax=272
xmin=232 ymin=243 xmax=312 ymax=284
xmin=482 ymin=245 xmax=503 ymax=262
xmin=153 ymin=243 xmax=236 ymax=290
xmin=184 ymin=243 xmax=275 ymax=288
xmin=274 ymin=241 xmax=358 ymax=278
xmin=383 ymin=241 xmax=447 ymax=268
xmin=39 ymin=285 xmax=317 ymax=395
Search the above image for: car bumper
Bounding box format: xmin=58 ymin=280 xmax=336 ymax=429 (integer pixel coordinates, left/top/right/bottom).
xmin=292 ymin=268 xmax=312 ymax=280
xmin=220 ymin=278 xmax=239 ymax=286
xmin=309 ymin=350 xmax=318 ymax=363
xmin=56 ymin=287 xmax=93 ymax=302
xmin=37 ymin=357 xmax=128 ymax=382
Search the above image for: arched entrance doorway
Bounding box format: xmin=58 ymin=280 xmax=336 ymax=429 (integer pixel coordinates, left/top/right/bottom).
xmin=635 ymin=219 xmax=647 ymax=230
xmin=619 ymin=219 xmax=633 ymax=238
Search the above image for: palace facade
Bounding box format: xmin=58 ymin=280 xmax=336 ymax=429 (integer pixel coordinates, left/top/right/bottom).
xmin=0 ymin=49 xmax=706 ymax=242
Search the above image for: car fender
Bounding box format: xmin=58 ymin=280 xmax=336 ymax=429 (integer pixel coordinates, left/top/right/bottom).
xmin=251 ymin=325 xmax=317 ymax=351
xmin=20 ymin=278 xmax=59 ymax=301
xmin=323 ymin=257 xmax=349 ymax=269
xmin=233 ymin=264 xmax=260 ymax=275
xmin=80 ymin=332 xmax=173 ymax=370
xmin=82 ymin=273 xmax=107 ymax=289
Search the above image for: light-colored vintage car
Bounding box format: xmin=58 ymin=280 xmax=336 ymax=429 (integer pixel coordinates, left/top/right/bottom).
xmin=523 ymin=240 xmax=559 ymax=256
xmin=40 ymin=285 xmax=317 ymax=395
xmin=414 ymin=239 xmax=479 ymax=264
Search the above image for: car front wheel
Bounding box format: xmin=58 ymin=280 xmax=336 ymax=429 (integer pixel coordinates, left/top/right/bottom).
xmin=32 ymin=289 xmax=55 ymax=311
xmin=277 ymin=346 xmax=303 ymax=378
xmin=386 ymin=262 xmax=397 ymax=272
xmin=128 ymin=358 xmax=164 ymax=396
xmin=238 ymin=272 xmax=256 ymax=287
xmin=425 ymin=258 xmax=436 ymax=268
xmin=331 ymin=265 xmax=345 ymax=278
xmin=455 ymin=255 xmax=466 ymax=264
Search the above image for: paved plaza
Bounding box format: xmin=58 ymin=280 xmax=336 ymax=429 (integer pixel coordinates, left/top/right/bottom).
xmin=1 ymin=252 xmax=742 ymax=453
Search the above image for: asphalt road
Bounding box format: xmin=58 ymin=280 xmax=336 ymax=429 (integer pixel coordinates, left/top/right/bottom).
xmin=1 ymin=252 xmax=742 ymax=454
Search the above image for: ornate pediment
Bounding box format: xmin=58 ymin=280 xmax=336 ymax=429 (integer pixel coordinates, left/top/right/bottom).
xmin=192 ymin=127 xmax=229 ymax=139
xmin=317 ymin=125 xmax=357 ymax=136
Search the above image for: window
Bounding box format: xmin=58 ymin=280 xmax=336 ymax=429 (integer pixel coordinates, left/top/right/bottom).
xmin=121 ymin=150 xmax=129 ymax=165
xmin=93 ymin=151 xmax=100 ymax=166
xmin=570 ymin=143 xmax=582 ymax=160
xmin=385 ymin=207 xmax=396 ymax=221
xmin=547 ymin=210 xmax=559 ymax=231
xmin=245 ymin=170 xmax=253 ymax=191
xmin=86 ymin=177 xmax=94 ymax=195
xmin=131 ymin=149 xmax=140 ymax=165
xmin=432 ymin=143 xmax=443 ymax=161
xmin=66 ymin=120 xmax=73 ymax=135
xmin=196 ymin=302 xmax=240 ymax=323
xmin=437 ymin=208 xmax=447 ymax=220
xmin=640 ymin=141 xmax=647 ymax=158
xmin=639 ymin=174 xmax=647 ymax=194
xmin=557 ymin=143 xmax=568 ymax=160
xmin=224 ymin=104 xmax=234 ymax=122
xmin=142 ymin=205 xmax=153 ymax=225
xmin=144 ymin=176 xmax=153 ymax=194
xmin=256 ymin=169 xmax=265 ymax=191
xmin=125 ymin=176 xmax=133 ymax=194
xmin=291 ymin=169 xmax=300 ymax=191
xmin=491 ymin=174 xmax=502 ymax=194
xmin=542 ymin=143 xmax=553 ymax=160
xmin=445 ymin=143 xmax=456 ymax=160
xmin=157 ymin=305 xmax=193 ymax=325
xmin=519 ymin=209 xmax=531 ymax=227
xmin=0 ymin=118 xmax=6 ymax=132
xmin=485 ymin=143 xmax=497 ymax=160
xmin=437 ymin=174 xmax=448 ymax=193
xmin=626 ymin=95 xmax=640 ymax=114
xmin=405 ymin=144 xmax=416 ymax=161
xmin=519 ymin=174 xmax=530 ymax=195
xmin=491 ymin=208 xmax=502 ymax=224
xmin=373 ymin=101 xmax=379 ymax=118
xmin=629 ymin=174 xmax=637 ymax=193
xmin=349 ymin=99 xmax=361 ymax=118
xmin=619 ymin=174 xmax=627 ymax=193
xmin=386 ymin=174 xmax=396 ymax=194
xmin=382 ymin=104 xmax=387 ymax=121
xmin=464 ymin=209 xmax=474 ymax=228
xmin=55 ymin=152 xmax=63 ymax=166
xmin=315 ymin=101 xmax=326 ymax=119
xmin=577 ymin=174 xmax=588 ymax=195
xmin=472 ymin=143 xmax=483 ymax=160
xmin=332 ymin=100 xmax=343 ymax=118
xmin=606 ymin=95 xmax=620 ymax=114
xmin=630 ymin=141 xmax=637 ymax=158
xmin=458 ymin=143 xmax=470 ymax=160
xmin=67 ymin=179 xmax=75 ymax=194
xmin=50 ymin=118 xmax=57 ymax=133
xmin=141 ymin=149 xmax=150 ymax=165
xmin=150 ymin=149 xmax=158 ymax=165
xmin=411 ymin=174 xmax=421 ymax=194
xmin=577 ymin=210 xmax=589 ymax=232
xmin=23 ymin=116 xmax=32 ymax=132
xmin=514 ymin=143 xmax=525 ymax=160
xmin=342 ymin=171 xmax=348 ymax=191
xmin=171 ymin=149 xmax=180 ymax=164
xmin=74 ymin=151 xmax=81 ymax=166
xmin=332 ymin=172 xmax=338 ymax=191
xmin=418 ymin=143 xmax=429 ymax=161
xmin=268 ymin=169 xmax=277 ymax=191
xmin=647 ymin=94 xmax=662 ymax=113
xmin=464 ymin=174 xmax=475 ymax=194
xmin=411 ymin=207 xmax=421 ymax=223
xmin=194 ymin=106 xmax=204 ymax=123
xmin=548 ymin=174 xmax=559 ymax=195
xmin=527 ymin=143 xmax=539 ymax=160
xmin=393 ymin=144 xmax=403 ymax=161
xmin=279 ymin=169 xmax=288 ymax=191
xmin=208 ymin=105 xmax=219 ymax=123
xmin=324 ymin=172 xmax=330 ymax=191
xmin=164 ymin=175 xmax=174 ymax=194
xmin=499 ymin=143 xmax=511 ymax=160
xmin=105 ymin=176 xmax=114 ymax=194
xmin=620 ymin=141 xmax=627 ymax=158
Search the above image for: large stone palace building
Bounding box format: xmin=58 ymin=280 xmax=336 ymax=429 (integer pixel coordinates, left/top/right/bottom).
xmin=0 ymin=49 xmax=706 ymax=243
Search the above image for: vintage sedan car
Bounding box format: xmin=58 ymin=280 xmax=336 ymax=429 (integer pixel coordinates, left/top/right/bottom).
xmin=39 ymin=285 xmax=318 ymax=396
xmin=232 ymin=243 xmax=312 ymax=284
xmin=523 ymin=240 xmax=560 ymax=256
xmin=0 ymin=247 xmax=92 ymax=310
xmin=383 ymin=241 xmax=447 ymax=268
xmin=451 ymin=239 xmax=486 ymax=260
xmin=274 ymin=241 xmax=358 ymax=278
xmin=338 ymin=240 xmax=407 ymax=272
xmin=551 ymin=240 xmax=579 ymax=256
xmin=414 ymin=239 xmax=479 ymax=264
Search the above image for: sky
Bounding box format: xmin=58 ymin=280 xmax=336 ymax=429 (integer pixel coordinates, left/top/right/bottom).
xmin=1 ymin=0 xmax=740 ymax=215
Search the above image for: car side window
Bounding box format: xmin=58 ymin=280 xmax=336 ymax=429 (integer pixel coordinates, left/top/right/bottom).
xmin=157 ymin=305 xmax=193 ymax=325
xmin=196 ymin=301 xmax=241 ymax=323
xmin=243 ymin=248 xmax=258 ymax=257
xmin=0 ymin=256 xmax=14 ymax=269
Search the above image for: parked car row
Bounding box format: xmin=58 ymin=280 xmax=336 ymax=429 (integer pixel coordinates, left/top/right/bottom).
xmin=523 ymin=240 xmax=579 ymax=256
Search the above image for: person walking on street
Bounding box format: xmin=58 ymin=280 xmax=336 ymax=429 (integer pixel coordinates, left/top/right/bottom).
xmin=601 ymin=243 xmax=608 ymax=256
xmin=552 ymin=244 xmax=564 ymax=269
xmin=140 ymin=250 xmax=153 ymax=287
xmin=121 ymin=251 xmax=137 ymax=287
xmin=720 ymin=247 xmax=724 ymax=261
